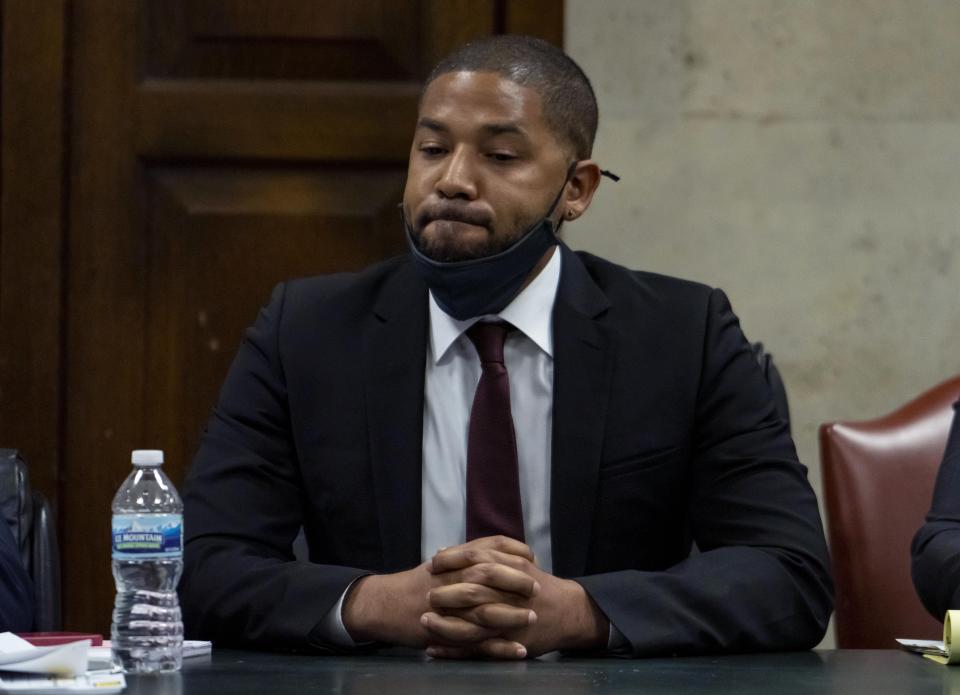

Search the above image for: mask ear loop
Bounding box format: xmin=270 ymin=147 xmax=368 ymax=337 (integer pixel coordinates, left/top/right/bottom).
xmin=556 ymin=162 xmax=620 ymax=223
xmin=546 ymin=161 xmax=580 ymax=221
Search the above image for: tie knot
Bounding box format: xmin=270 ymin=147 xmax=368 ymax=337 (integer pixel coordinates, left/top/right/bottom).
xmin=466 ymin=321 xmax=512 ymax=364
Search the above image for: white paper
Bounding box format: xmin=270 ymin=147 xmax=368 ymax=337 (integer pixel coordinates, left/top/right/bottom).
xmin=0 ymin=635 xmax=90 ymax=677
xmin=182 ymin=640 xmax=212 ymax=659
xmin=83 ymin=648 xmax=113 ymax=672
xmin=897 ymin=637 xmax=946 ymax=655
xmin=897 ymin=610 xmax=960 ymax=664
xmin=0 ymin=633 xmax=34 ymax=652
xmin=0 ymin=671 xmax=125 ymax=694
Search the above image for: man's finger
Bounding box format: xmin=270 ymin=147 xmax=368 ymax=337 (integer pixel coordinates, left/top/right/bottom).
xmin=431 ymin=547 xmax=532 ymax=574
xmin=455 ymin=562 xmax=539 ymax=597
xmin=427 ymin=639 xmax=528 ymax=660
xmin=471 ymin=535 xmax=534 ymax=559
xmin=429 ymin=536 xmax=534 ymax=573
xmin=433 ymin=562 xmax=540 ymax=597
xmin=428 ymin=583 xmax=529 ymax=609
xmin=420 ymin=612 xmax=497 ymax=644
xmin=444 ymin=603 xmax=537 ymax=630
xmin=425 ymin=645 xmax=480 ymax=660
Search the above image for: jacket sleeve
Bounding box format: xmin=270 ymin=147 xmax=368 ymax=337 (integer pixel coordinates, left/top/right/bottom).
xmin=911 ymin=402 xmax=960 ymax=619
xmin=180 ymin=283 xmax=369 ymax=651
xmin=576 ymin=288 xmax=834 ymax=656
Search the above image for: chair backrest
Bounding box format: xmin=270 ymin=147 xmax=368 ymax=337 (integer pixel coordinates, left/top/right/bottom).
xmin=0 ymin=450 xmax=62 ymax=630
xmin=820 ymin=376 xmax=960 ymax=648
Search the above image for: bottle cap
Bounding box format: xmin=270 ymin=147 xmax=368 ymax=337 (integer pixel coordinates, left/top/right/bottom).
xmin=131 ymin=449 xmax=164 ymax=467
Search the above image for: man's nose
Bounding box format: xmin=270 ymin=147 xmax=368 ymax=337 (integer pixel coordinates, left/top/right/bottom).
xmin=435 ymin=146 xmax=478 ymax=200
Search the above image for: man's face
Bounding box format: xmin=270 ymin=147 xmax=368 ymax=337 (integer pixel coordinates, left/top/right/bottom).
xmin=403 ymin=71 xmax=571 ymax=263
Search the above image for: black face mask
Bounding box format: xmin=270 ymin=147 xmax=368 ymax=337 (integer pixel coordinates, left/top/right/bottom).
xmin=402 ymin=166 xmax=573 ymax=321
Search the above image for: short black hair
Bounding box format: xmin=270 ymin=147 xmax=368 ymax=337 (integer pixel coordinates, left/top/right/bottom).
xmin=424 ymin=35 xmax=598 ymax=160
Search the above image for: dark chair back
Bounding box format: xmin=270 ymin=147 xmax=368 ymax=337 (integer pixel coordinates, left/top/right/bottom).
xmin=819 ymin=376 xmax=960 ymax=648
xmin=0 ymin=450 xmax=62 ymax=630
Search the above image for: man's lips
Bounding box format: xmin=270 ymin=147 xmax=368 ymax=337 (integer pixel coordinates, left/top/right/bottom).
xmin=425 ymin=219 xmax=490 ymax=239
xmin=431 ymin=217 xmax=484 ymax=226
xmin=417 ymin=206 xmax=492 ymax=231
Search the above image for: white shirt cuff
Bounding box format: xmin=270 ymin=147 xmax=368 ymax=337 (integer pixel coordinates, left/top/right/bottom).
xmin=316 ymin=577 xmax=365 ymax=648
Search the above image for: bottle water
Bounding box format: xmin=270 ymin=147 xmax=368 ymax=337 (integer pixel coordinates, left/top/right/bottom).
xmin=111 ymin=449 xmax=183 ymax=673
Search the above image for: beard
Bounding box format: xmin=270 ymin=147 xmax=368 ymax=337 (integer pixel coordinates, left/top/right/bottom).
xmin=408 ymin=202 xmax=542 ymax=263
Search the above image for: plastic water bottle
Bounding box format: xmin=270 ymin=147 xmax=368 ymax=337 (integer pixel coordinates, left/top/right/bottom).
xmin=111 ymin=449 xmax=184 ymax=673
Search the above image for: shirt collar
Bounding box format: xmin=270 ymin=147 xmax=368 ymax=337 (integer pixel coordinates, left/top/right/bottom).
xmin=428 ymin=247 xmax=562 ymax=364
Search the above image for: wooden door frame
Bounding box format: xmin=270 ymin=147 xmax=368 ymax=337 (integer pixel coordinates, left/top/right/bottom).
xmin=0 ymin=0 xmax=68 ymax=513
xmin=1 ymin=0 xmax=563 ymax=631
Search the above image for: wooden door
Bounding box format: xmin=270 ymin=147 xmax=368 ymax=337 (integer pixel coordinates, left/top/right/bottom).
xmin=1 ymin=0 xmax=561 ymax=633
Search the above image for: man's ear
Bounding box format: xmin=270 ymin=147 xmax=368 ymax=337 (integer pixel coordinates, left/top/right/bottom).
xmin=561 ymin=160 xmax=602 ymax=222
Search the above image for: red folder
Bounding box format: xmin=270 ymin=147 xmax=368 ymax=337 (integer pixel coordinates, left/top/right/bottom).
xmin=16 ymin=632 xmax=104 ymax=647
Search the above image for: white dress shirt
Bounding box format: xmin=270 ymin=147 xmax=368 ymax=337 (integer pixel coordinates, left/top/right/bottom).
xmin=322 ymin=250 xmax=607 ymax=646
xmin=420 ymin=248 xmax=561 ymax=571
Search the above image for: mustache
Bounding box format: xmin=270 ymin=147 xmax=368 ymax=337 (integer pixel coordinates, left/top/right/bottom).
xmin=415 ymin=203 xmax=493 ymax=232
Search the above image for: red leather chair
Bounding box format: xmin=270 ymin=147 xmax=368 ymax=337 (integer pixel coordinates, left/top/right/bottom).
xmin=820 ymin=375 xmax=960 ymax=648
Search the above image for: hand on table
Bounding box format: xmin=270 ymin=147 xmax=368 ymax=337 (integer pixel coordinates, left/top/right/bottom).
xmin=421 ymin=536 xmax=609 ymax=659
xmin=340 ymin=536 xmax=540 ymax=653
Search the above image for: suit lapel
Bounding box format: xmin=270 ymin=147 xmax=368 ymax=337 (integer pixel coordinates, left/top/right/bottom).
xmin=551 ymin=245 xmax=614 ymax=578
xmin=362 ymin=262 xmax=428 ymax=571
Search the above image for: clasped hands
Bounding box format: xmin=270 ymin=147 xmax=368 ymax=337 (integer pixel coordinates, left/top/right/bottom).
xmin=342 ymin=535 xmax=608 ymax=659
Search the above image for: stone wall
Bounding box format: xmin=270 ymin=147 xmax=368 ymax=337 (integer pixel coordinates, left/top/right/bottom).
xmin=565 ymin=0 xmax=960 ymax=646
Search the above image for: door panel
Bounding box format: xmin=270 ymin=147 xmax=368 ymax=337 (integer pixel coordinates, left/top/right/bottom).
xmin=137 ymin=80 xmax=421 ymax=160
xmin=143 ymin=164 xmax=406 ymax=473
xmin=1 ymin=0 xmax=562 ymax=632
xmin=144 ymin=0 xmax=423 ymax=80
xmin=0 ymin=0 xmax=67 ymax=513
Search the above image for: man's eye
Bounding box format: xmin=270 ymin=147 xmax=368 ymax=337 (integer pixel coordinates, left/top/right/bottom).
xmin=488 ymin=152 xmax=517 ymax=162
xmin=420 ymin=146 xmax=446 ymax=156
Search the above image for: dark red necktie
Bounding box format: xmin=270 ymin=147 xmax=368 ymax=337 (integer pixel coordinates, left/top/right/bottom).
xmin=465 ymin=321 xmax=525 ymax=542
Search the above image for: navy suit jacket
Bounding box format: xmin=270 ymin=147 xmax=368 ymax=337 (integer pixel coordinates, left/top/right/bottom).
xmin=181 ymin=244 xmax=833 ymax=655
xmin=912 ymin=401 xmax=960 ymax=618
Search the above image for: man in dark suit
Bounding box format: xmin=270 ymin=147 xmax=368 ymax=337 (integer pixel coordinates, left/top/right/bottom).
xmin=181 ymin=35 xmax=832 ymax=658
xmin=912 ymin=401 xmax=960 ymax=618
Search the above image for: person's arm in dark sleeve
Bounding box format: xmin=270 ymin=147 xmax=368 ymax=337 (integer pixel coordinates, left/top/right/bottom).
xmin=912 ymin=402 xmax=960 ymax=619
xmin=0 ymin=520 xmax=34 ymax=632
xmin=180 ymin=283 xmax=370 ymax=651
xmin=576 ymin=288 xmax=834 ymax=656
